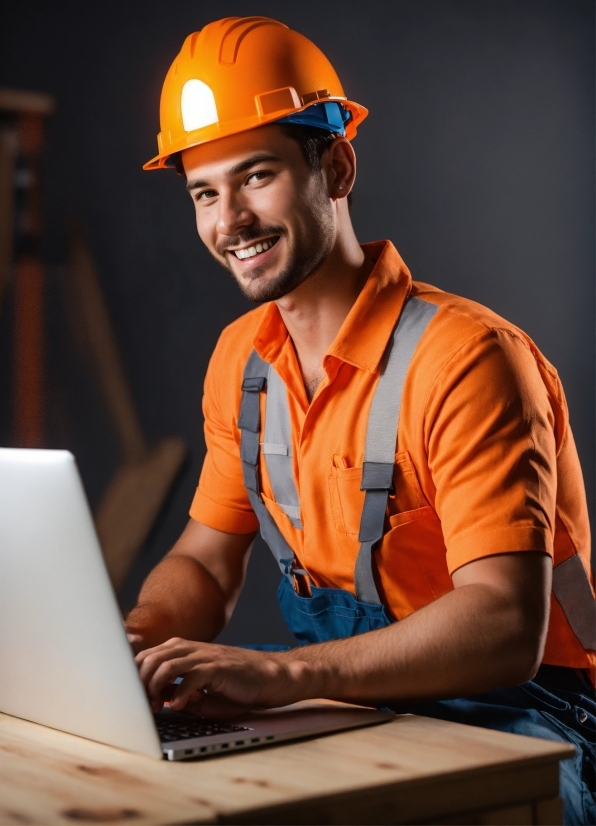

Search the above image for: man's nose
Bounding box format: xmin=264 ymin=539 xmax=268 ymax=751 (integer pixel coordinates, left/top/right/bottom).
xmin=216 ymin=190 xmax=253 ymax=237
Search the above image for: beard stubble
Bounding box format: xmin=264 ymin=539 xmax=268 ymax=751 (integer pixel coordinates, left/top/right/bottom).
xmin=213 ymin=176 xmax=336 ymax=304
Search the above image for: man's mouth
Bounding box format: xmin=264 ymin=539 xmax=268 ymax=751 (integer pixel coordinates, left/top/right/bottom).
xmin=230 ymin=236 xmax=280 ymax=261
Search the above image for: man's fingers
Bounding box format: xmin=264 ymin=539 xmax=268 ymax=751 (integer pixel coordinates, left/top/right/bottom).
xmin=133 ymin=639 xmax=219 ymax=711
xmin=144 ymin=657 xmax=189 ymax=713
xmin=169 ymin=675 xmax=211 ymax=711
xmin=148 ymin=658 xmax=221 ymax=712
xmin=136 ymin=638 xmax=209 ymax=670
xmin=133 ymin=639 xmax=277 ymax=716
xmin=146 ymin=656 xmax=197 ymax=700
xmin=135 ymin=637 xmax=182 ymax=666
xmin=137 ymin=639 xmax=194 ymax=682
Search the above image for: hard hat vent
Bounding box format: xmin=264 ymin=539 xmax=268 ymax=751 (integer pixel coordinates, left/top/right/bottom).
xmin=181 ymin=79 xmax=218 ymax=132
xmin=219 ymin=17 xmax=286 ymax=65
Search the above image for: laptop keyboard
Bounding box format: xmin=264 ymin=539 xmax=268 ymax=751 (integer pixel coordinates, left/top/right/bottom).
xmin=155 ymin=715 xmax=251 ymax=742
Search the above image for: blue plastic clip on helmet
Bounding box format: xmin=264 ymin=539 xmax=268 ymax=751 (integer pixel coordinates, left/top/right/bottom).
xmin=275 ymin=101 xmax=352 ymax=136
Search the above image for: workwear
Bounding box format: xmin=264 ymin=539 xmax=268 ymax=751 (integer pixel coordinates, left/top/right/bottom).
xmin=239 ymin=296 xmax=440 ymax=608
xmin=233 ymin=285 xmax=595 ymax=825
xmin=143 ymin=16 xmax=367 ymax=170
xmin=192 ymin=241 xmax=595 ymax=676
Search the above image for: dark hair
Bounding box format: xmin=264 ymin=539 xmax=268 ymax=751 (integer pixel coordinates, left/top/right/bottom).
xmin=278 ymin=123 xmax=353 ymax=210
xmin=172 ymin=152 xmax=186 ymax=176
xmin=172 ymin=123 xmax=353 ymax=208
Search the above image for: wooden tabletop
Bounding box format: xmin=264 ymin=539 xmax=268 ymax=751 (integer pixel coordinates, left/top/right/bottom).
xmin=0 ymin=709 xmax=573 ymax=825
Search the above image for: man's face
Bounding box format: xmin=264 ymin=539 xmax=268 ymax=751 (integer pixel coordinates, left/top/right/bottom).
xmin=182 ymin=126 xmax=335 ymax=303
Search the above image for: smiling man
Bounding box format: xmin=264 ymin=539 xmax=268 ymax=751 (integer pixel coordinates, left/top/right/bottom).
xmin=183 ymin=136 xmax=341 ymax=305
xmin=127 ymin=17 xmax=595 ymax=824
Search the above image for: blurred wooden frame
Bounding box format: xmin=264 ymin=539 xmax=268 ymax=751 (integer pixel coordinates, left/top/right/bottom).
xmin=2 ymin=87 xmax=187 ymax=590
xmin=67 ymin=225 xmax=187 ymax=590
xmin=0 ymin=88 xmax=54 ymax=305
xmin=0 ymin=88 xmax=55 ymax=448
xmin=0 ymin=87 xmax=55 ymax=116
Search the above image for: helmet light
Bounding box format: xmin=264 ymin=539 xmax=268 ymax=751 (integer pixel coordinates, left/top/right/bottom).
xmin=181 ymin=79 xmax=218 ymax=132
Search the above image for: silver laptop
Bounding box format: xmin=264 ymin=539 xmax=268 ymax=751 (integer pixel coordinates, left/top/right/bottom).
xmin=0 ymin=448 xmax=393 ymax=760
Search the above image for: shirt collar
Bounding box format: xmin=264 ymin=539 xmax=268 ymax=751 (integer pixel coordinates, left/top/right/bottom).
xmin=253 ymin=240 xmax=412 ymax=373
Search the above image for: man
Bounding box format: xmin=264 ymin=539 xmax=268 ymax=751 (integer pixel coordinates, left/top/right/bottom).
xmin=128 ymin=17 xmax=595 ymax=824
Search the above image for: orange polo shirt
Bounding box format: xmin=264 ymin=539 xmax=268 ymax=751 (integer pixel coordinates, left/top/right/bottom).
xmin=191 ymin=240 xmax=594 ymax=674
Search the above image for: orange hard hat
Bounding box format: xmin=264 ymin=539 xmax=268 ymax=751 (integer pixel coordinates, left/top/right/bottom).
xmin=143 ymin=16 xmax=368 ymax=170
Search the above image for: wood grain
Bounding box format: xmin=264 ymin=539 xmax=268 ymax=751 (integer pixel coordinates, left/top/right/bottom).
xmin=0 ymin=711 xmax=573 ymax=825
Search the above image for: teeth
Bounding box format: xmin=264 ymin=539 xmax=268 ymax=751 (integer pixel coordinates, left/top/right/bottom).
xmin=234 ymin=237 xmax=277 ymax=260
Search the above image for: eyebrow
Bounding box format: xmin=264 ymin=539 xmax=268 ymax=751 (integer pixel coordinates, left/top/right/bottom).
xmin=185 ymin=153 xmax=283 ymax=191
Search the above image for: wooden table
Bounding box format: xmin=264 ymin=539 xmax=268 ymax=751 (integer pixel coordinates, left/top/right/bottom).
xmin=0 ymin=709 xmax=573 ymax=825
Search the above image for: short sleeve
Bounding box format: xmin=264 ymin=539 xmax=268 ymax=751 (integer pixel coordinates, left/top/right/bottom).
xmin=427 ymin=328 xmax=558 ymax=574
xmin=189 ymin=342 xmax=259 ymax=534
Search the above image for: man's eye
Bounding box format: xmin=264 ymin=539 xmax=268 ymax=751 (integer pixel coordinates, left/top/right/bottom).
xmin=195 ymin=189 xmax=217 ymax=201
xmin=246 ymin=171 xmax=270 ymax=184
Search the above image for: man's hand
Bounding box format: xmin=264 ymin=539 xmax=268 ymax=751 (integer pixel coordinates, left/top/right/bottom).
xmin=132 ymin=550 xmax=552 ymax=716
xmin=127 ymin=631 xmax=145 ymax=654
xmin=135 ymin=639 xmax=309 ymax=717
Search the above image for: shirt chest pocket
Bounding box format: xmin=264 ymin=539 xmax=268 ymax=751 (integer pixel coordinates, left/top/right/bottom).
xmin=328 ymin=450 xmax=429 ymax=536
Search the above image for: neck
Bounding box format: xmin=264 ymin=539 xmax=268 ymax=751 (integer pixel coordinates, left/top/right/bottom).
xmin=275 ymin=210 xmax=371 ymax=401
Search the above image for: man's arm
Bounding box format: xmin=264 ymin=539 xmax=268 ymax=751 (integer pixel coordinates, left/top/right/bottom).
xmin=125 ymin=519 xmax=256 ymax=651
xmin=287 ymin=550 xmax=552 ymax=704
xmin=135 ymin=550 xmax=552 ymax=714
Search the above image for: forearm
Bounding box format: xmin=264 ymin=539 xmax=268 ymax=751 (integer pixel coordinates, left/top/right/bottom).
xmin=282 ymin=582 xmax=546 ymax=706
xmin=134 ymin=552 xmax=550 ymax=715
xmin=125 ymin=554 xmax=227 ymax=648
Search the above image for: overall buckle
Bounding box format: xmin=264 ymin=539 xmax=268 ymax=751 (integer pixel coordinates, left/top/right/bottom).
xmin=290 ymin=561 xmax=312 ymax=598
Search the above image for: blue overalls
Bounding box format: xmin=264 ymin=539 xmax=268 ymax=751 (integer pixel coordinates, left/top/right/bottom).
xmin=238 ymin=297 xmax=595 ymax=826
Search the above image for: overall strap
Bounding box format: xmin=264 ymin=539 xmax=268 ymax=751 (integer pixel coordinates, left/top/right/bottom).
xmin=238 ymin=351 xmax=295 ymax=582
xmin=355 ymin=296 xmax=440 ymax=604
xmin=261 ymin=364 xmax=303 ymax=529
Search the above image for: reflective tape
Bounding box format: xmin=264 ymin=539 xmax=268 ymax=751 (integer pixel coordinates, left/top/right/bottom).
xmin=355 ymin=297 xmax=439 ymax=604
xmin=262 ymin=364 xmax=303 ymax=529
xmin=552 ymin=554 xmax=596 ymax=651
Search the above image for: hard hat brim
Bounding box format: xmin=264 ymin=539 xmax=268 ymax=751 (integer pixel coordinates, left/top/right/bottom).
xmin=143 ymin=99 xmax=368 ymax=170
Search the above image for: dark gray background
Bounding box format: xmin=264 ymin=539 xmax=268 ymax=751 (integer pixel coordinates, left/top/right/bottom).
xmin=0 ymin=0 xmax=593 ymax=647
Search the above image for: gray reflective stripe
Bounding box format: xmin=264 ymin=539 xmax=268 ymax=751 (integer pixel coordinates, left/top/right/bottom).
xmin=262 ymin=364 xmax=303 ymax=529
xmin=355 ymin=297 xmax=440 ymax=604
xmin=280 ymin=504 xmax=301 ymax=520
xmin=238 ymin=351 xmax=295 ymax=581
xmin=552 ymin=555 xmax=596 ymax=650
xmin=262 ymin=443 xmax=289 ymax=455
xmin=364 ymin=297 xmax=440 ymax=464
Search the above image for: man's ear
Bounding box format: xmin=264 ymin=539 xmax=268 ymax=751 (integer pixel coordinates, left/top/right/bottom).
xmin=324 ymin=137 xmax=356 ymax=202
